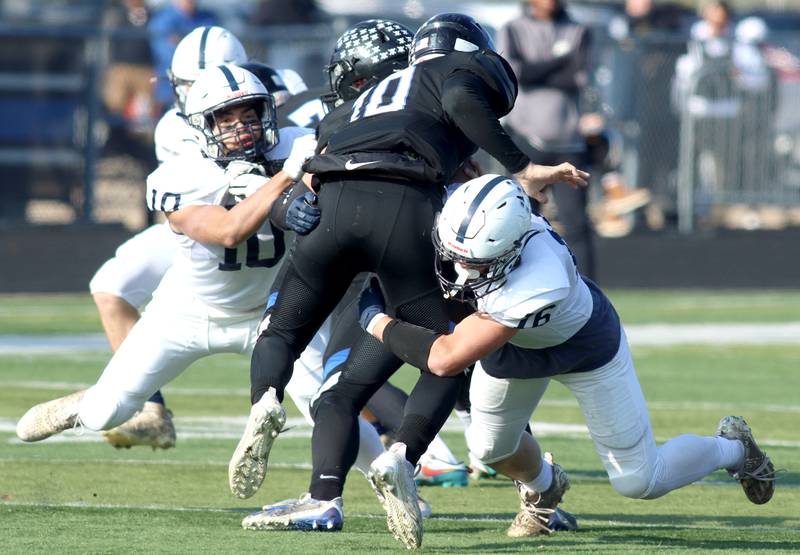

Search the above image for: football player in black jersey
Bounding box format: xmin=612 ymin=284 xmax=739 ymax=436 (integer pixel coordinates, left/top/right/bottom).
xmin=231 ymin=13 xmax=588 ymax=549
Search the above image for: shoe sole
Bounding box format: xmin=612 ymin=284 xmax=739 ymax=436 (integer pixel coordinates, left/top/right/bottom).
xmin=16 ymin=391 xmax=84 ymax=442
xmin=717 ymin=416 xmax=776 ymax=505
xmin=228 ymin=407 xmax=285 ymax=499
xmin=370 ymin=466 xmax=423 ymax=550
xmin=242 ymin=511 xmax=342 ymax=532
xmin=101 ymin=428 xmax=175 ymax=450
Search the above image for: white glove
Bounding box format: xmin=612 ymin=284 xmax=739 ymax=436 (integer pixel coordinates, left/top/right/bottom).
xmin=226 ymin=160 xmax=267 ymax=201
xmin=282 ymin=134 xmax=318 ymax=181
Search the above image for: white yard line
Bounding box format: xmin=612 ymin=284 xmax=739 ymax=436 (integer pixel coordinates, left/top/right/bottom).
xmin=1 ymin=322 xmax=799 ymax=354
xmin=2 ymin=416 xmax=799 ymax=448
xmin=2 ymin=500 xmax=797 ymax=532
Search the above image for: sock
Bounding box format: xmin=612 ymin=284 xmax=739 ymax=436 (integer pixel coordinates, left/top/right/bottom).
xmin=146 ymin=390 xmax=165 ymax=405
xmin=521 ymin=456 xmax=554 ymax=494
xmin=354 ymin=417 xmax=385 ymax=476
xmin=716 ymin=436 xmax=746 ymax=472
xmin=455 ymin=409 xmax=472 ymax=429
xmin=421 ymin=434 xmax=459 ymax=465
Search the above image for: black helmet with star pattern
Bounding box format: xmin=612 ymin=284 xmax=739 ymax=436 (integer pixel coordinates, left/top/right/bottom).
xmin=322 ymin=19 xmax=414 ymax=109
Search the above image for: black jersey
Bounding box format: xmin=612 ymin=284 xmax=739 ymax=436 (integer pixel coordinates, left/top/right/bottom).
xmin=306 ymin=51 xmax=527 ymax=185
xmin=316 ymin=98 xmax=356 ymax=150
xmin=277 ymin=87 xmax=327 ymax=129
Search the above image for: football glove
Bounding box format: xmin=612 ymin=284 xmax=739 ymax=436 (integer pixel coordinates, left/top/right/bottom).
xmin=282 ymin=134 xmax=318 ymax=181
xmin=358 ymin=277 xmax=386 ymax=334
xmin=286 ymin=192 xmax=320 ymax=235
xmin=226 ymin=160 xmax=267 ymax=201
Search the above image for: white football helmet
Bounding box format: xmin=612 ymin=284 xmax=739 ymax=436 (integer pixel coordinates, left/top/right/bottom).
xmin=184 ymin=64 xmax=278 ymax=161
xmin=167 ymin=26 xmax=248 ymax=112
xmin=434 ymin=174 xmax=532 ymax=301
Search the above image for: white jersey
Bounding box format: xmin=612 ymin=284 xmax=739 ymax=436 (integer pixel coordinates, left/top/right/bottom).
xmin=479 ymin=214 xmax=591 ymax=349
xmin=477 ymin=213 xmax=620 ymax=378
xmin=154 ymin=108 xmax=200 ymax=164
xmin=145 ymin=126 xmax=312 ymax=312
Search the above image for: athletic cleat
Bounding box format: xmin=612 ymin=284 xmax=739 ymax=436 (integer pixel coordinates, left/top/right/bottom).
xmin=468 ymin=452 xmax=498 ymax=481
xmin=368 ymin=442 xmax=423 ymax=550
xmin=16 ymin=390 xmax=85 ymax=442
xmin=228 ymin=387 xmax=286 ymax=499
xmin=548 ymin=507 xmax=578 ymax=532
xmin=102 ymin=402 xmax=176 ymax=450
xmin=242 ymin=493 xmax=343 ymax=531
xmin=507 ymin=453 xmax=571 ymax=538
xmin=716 ymin=415 xmax=777 ymax=505
xmin=415 ymin=454 xmax=468 ymax=487
xmin=418 ymin=496 xmax=433 ymax=519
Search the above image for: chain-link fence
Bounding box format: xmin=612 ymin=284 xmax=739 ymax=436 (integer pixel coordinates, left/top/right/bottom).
xmin=1 ymin=14 xmax=799 ymax=233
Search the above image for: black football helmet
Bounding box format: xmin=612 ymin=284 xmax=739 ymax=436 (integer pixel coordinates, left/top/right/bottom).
xmin=239 ymin=61 xmax=291 ymax=108
xmin=409 ymin=13 xmax=494 ymax=64
xmin=322 ymin=19 xmax=414 ymax=110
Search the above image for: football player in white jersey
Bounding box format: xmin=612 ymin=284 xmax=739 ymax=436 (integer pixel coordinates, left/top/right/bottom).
xmin=359 ymin=175 xmax=777 ymax=543
xmin=18 ymin=65 xmax=391 ymax=507
xmin=89 ymin=26 xmax=249 ymax=450
xmin=16 ymin=66 xmax=315 ymax=449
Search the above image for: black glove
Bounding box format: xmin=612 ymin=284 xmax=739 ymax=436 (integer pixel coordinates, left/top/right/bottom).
xmin=286 ymin=192 xmax=320 ymax=235
xmin=358 ymin=277 xmax=386 ymax=332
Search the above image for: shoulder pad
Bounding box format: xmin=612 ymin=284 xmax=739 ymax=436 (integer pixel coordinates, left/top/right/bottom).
xmin=146 ymin=156 xmax=226 ymax=212
xmin=154 ymin=108 xmax=200 ymax=163
xmin=465 ymin=51 xmax=518 ymax=116
xmin=482 ymin=233 xmax=571 ymax=322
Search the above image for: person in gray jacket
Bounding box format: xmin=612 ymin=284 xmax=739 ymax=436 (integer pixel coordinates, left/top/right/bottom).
xmin=496 ymin=0 xmax=595 ymax=279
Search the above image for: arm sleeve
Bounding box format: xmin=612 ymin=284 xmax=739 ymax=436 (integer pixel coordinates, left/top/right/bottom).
xmin=441 ymin=72 xmax=529 ymax=174
xmin=268 ymin=181 xmax=306 ymax=231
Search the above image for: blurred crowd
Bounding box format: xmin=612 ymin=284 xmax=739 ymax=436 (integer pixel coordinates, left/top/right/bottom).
xmin=2 ymin=0 xmax=799 ymax=233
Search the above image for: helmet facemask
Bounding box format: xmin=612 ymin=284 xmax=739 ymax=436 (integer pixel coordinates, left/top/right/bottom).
xmin=192 ymin=96 xmax=278 ymax=162
xmin=433 ymin=224 xmax=528 ymax=303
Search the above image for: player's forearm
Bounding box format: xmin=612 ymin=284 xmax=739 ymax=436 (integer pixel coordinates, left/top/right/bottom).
xmin=221 ymin=172 xmax=293 ymax=246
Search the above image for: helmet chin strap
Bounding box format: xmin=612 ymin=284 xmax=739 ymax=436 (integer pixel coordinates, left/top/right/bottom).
xmin=444 ymin=263 xmax=481 ymax=299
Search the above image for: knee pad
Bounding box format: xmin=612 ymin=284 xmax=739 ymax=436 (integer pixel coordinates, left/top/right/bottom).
xmin=79 ymin=385 xmax=144 ymax=431
xmin=609 ymin=467 xmax=654 ymax=499
xmin=465 ymin=423 xmax=520 ymax=465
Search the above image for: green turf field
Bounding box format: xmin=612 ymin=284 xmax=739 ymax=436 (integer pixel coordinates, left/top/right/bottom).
xmin=1 ymin=293 xmax=798 ymax=552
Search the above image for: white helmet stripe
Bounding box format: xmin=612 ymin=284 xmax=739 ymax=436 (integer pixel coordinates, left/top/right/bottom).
xmin=455 ymin=175 xmax=506 ymax=243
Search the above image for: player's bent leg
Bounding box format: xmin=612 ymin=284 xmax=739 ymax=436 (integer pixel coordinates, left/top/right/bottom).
xmin=92 ymin=293 xmax=141 ymax=352
xmin=16 ymin=390 xmax=86 ymax=442
xmin=369 ymin=442 xmax=423 ymax=550
xmin=242 ymin=493 xmax=343 ymax=532
xmin=229 ymin=387 xmax=286 ymax=499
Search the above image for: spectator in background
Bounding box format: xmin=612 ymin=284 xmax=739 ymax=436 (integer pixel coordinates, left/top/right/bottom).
xmin=690 ymin=0 xmax=734 ymax=58
xmin=101 ymin=0 xmax=157 ymax=149
xmin=148 ymin=0 xmax=218 ymax=111
xmin=606 ymin=0 xmax=688 ymax=230
xmin=496 ymin=0 xmax=596 ymax=279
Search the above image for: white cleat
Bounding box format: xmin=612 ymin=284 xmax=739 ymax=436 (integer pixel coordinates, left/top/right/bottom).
xmin=228 ymin=388 xmax=286 ymax=499
xmin=16 ymin=390 xmax=85 ymax=442
xmin=102 ymin=402 xmax=176 ymax=450
xmin=368 ymin=442 xmax=423 ymax=550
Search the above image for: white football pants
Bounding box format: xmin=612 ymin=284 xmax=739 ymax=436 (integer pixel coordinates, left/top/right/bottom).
xmin=467 ymin=327 xmax=744 ymax=499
